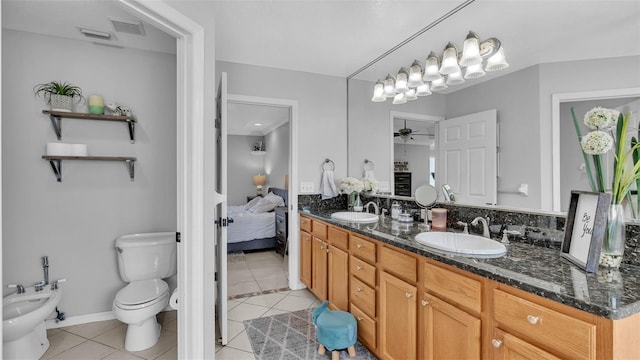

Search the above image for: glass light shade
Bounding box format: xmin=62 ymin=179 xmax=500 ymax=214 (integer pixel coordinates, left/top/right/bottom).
xmin=464 ymin=63 xmax=486 ymax=79
xmin=459 ymin=32 xmax=482 ymax=67
xmin=392 ymin=92 xmax=407 ymax=105
xmin=485 ymin=47 xmax=509 ymax=72
xmin=415 ymin=83 xmax=432 ymax=96
xmin=439 ymin=43 xmax=461 ymax=75
xmin=394 ymin=68 xmax=409 ymax=93
xmin=371 ymin=80 xmax=386 ymax=102
xmin=383 ymin=74 xmax=396 ymax=97
xmin=445 ymin=71 xmax=465 ymax=85
xmin=405 ymin=89 xmax=417 ymax=101
xmin=423 ymin=53 xmax=442 ymax=81
xmin=430 ymin=77 xmax=448 ymax=91
xmin=407 ymin=60 xmax=424 ymax=88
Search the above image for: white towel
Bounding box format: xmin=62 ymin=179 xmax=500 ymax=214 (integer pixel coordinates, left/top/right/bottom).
xmin=320 ymin=170 xmax=339 ymax=199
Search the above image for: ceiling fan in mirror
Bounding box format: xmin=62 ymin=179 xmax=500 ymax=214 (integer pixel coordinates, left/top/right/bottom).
xmin=394 ymin=119 xmax=434 ymax=142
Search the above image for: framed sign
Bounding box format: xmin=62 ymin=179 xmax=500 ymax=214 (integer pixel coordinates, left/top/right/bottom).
xmin=561 ymin=191 xmax=611 ymax=273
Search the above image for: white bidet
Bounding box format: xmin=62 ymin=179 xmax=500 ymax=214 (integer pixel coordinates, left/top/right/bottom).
xmin=3 ymin=286 xmax=62 ymax=360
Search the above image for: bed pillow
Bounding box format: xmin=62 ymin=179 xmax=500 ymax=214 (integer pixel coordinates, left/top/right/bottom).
xmin=244 ymin=196 xmax=262 ymax=211
xmin=249 ymin=192 xmax=285 ymax=213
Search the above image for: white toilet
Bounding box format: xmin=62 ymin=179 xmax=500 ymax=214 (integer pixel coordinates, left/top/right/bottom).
xmin=113 ymin=232 xmax=176 ymax=352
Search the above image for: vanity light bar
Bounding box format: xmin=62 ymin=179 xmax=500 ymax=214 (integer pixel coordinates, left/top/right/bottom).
xmin=371 ymin=31 xmax=509 ymax=103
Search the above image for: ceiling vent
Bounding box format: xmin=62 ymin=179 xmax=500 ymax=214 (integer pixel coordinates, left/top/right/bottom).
xmin=78 ymin=27 xmax=113 ymax=40
xmin=109 ymin=17 xmax=145 ymax=36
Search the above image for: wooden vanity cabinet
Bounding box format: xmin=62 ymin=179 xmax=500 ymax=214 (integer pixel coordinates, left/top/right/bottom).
xmin=311 ymin=236 xmax=328 ymax=300
xmin=300 ymin=230 xmax=312 ymax=288
xmin=492 ymin=328 xmax=562 ymax=360
xmin=349 ymin=234 xmax=378 ymax=352
xmin=379 ymin=271 xmax=417 ymax=360
xmin=327 ymin=226 xmax=349 ymax=311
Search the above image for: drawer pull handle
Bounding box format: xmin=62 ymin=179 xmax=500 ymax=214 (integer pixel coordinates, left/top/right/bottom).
xmin=357 ymin=244 xmax=363 ymax=249
xmin=326 ymin=248 xmax=330 ymax=253
xmin=356 ymin=265 xmax=363 ymax=270
xmin=491 ymin=339 xmax=502 ymax=348
xmin=527 ymin=315 xmax=540 ymax=324
xmin=405 ymin=292 xmax=413 ymax=298
xmin=357 ymin=317 xmax=363 ymax=321
xmin=320 ymin=245 xmax=324 ymax=250
xmin=421 ymin=300 xmax=429 ymax=307
xmin=356 ymin=287 xmax=363 ymax=292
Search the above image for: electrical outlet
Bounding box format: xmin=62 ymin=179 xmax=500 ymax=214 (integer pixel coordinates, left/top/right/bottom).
xmin=300 ymin=182 xmax=314 ymax=193
xmin=378 ymin=181 xmax=390 ymax=191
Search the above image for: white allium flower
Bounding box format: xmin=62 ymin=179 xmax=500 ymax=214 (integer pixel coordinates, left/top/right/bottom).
xmin=338 ymin=177 xmax=364 ymax=194
xmin=362 ymin=178 xmax=378 ymax=192
xmin=581 ymin=130 xmax=614 ymax=155
xmin=584 ymin=107 xmax=620 ymax=130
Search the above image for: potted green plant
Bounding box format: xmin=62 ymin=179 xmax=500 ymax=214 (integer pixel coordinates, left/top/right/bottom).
xmin=34 ymin=81 xmax=84 ymax=112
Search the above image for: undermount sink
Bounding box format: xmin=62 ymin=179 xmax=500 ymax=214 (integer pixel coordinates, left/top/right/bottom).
xmin=330 ymin=212 xmax=379 ymax=223
xmin=415 ymin=232 xmax=507 ymax=256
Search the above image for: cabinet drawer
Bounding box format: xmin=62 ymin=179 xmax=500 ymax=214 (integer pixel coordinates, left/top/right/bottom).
xmin=424 ymin=262 xmax=482 ymax=314
xmin=493 ymin=289 xmax=596 ymax=359
xmin=328 ymin=226 xmax=348 ymax=251
xmin=300 ymin=216 xmax=311 ymax=232
xmin=312 ymin=221 xmax=328 ymax=239
xmin=380 ymin=246 xmax=417 ymax=283
xmin=350 ymin=276 xmax=376 ymax=318
xmin=351 ymin=304 xmax=377 ymax=350
xmin=350 ymin=255 xmax=376 ymax=287
xmin=350 ymin=235 xmax=376 ymax=263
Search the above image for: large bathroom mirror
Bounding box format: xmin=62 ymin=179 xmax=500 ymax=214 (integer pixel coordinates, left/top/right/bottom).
xmin=347 ymin=0 xmax=640 ymax=215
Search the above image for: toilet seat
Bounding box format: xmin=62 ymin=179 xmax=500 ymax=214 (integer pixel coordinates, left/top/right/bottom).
xmin=114 ymin=279 xmax=169 ymax=310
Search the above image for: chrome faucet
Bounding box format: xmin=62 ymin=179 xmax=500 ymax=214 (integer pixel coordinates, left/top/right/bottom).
xmin=364 ymin=201 xmax=379 ymax=215
xmin=8 ymin=284 xmax=25 ymax=294
xmin=42 ymin=256 xmax=49 ymax=285
xmin=471 ymin=217 xmax=490 ymax=238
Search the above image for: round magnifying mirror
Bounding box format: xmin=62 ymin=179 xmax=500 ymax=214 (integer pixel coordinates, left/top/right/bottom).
xmin=415 ymin=184 xmax=437 ymax=208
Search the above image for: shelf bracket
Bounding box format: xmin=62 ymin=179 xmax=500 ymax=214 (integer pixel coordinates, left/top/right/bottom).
xmin=48 ymin=114 xmax=62 ymax=140
xmin=48 ymin=159 xmax=62 ymax=182
xmin=125 ymin=160 xmax=135 ymax=181
xmin=128 ymin=121 xmax=135 ymax=143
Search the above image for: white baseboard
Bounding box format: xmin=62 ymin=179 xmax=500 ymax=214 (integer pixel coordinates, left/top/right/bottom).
xmin=45 ymin=306 xmax=176 ymax=329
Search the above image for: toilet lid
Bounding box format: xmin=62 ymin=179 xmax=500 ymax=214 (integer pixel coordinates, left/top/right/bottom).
xmin=116 ymin=279 xmax=169 ymax=306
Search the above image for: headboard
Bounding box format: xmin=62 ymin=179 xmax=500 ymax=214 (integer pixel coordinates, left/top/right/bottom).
xmin=268 ymin=187 xmax=289 ymax=207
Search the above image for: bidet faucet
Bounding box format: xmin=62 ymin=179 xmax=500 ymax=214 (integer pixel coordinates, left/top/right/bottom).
xmin=42 ymin=256 xmax=49 ymax=285
xmin=471 ymin=217 xmax=491 ymax=238
xmin=8 ymin=284 xmax=25 ymax=294
xmin=364 ymin=201 xmax=379 ymax=215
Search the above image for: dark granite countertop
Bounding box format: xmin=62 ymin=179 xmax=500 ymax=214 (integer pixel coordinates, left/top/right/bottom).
xmin=301 ymin=210 xmax=640 ymax=320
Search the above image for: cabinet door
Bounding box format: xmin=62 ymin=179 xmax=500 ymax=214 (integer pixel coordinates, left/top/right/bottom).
xmin=300 ymin=231 xmax=312 ymax=288
xmin=328 ymin=245 xmax=349 ymax=311
xmin=311 ymin=236 xmax=328 ymax=300
xmin=421 ymin=293 xmax=481 ymax=360
xmin=380 ymin=271 xmax=417 ymax=360
xmin=492 ymin=329 xmax=561 ymax=360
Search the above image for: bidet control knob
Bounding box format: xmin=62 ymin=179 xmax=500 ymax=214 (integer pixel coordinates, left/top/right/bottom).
xmin=51 ymin=278 xmax=67 ymax=289
xmin=34 ymin=281 xmax=45 ymax=291
xmin=8 ymin=284 xmax=25 ymax=294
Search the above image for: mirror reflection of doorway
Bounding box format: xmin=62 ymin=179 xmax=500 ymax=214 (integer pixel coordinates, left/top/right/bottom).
xmin=226 ymin=101 xmax=292 ymax=298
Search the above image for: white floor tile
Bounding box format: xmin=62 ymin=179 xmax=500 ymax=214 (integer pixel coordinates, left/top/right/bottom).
xmin=227 ymin=303 xmax=269 ymax=322
xmin=273 ymin=294 xmax=317 ymax=312
xmin=288 ymin=288 xmax=317 ymax=300
xmin=257 ymin=277 xmax=289 ymax=291
xmin=226 ymin=330 xmax=253 ymax=353
xmin=49 ymin=340 xmax=115 ymax=360
xmin=226 ymin=320 xmax=246 ymax=341
xmin=154 ymin=346 xmax=177 ymax=360
xmin=130 ymin=331 xmax=177 ymax=360
xmin=243 ymin=293 xmax=287 ymax=308
xmin=261 ymin=308 xmax=290 ymax=317
xmin=61 ymin=319 xmax=122 ymax=339
xmin=91 ymin=324 xmax=127 ymax=349
xmin=228 ymin=281 xmax=261 ymax=297
xmin=42 ymin=331 xmax=87 ymax=359
xmin=101 ymin=350 xmax=144 ymax=360
xmin=216 ymin=346 xmax=255 ymax=360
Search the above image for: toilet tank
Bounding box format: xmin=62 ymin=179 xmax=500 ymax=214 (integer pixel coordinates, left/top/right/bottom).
xmin=115 ymin=232 xmax=177 ymax=282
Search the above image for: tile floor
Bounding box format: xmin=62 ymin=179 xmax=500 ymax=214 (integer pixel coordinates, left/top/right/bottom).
xmin=228 ymin=250 xmax=289 ymax=297
xmin=41 ymin=289 xmax=319 ymax=360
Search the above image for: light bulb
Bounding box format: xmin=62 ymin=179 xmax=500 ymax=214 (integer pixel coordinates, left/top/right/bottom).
xmin=371 ymin=80 xmax=386 ymax=102
xmin=383 ymin=74 xmax=396 ymax=98
xmin=459 ymin=31 xmax=482 ymax=67
xmin=405 ymin=89 xmax=417 ymax=101
xmin=407 ymin=60 xmax=424 ymax=88
xmin=392 ymin=92 xmax=407 ymax=105
xmin=423 ymin=52 xmax=442 ymax=81
xmin=430 ymin=77 xmax=448 ymax=91
xmin=395 ymin=68 xmax=409 ymax=93
xmin=416 ymin=83 xmax=432 ymax=96
xmin=445 ymin=70 xmax=465 ymax=85
xmin=439 ymin=42 xmax=461 ymax=75
xmin=485 ymin=47 xmax=509 ymax=72
xmin=464 ymin=63 xmax=486 ymax=79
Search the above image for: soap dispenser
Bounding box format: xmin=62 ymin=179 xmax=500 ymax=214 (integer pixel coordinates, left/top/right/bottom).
xmin=391 ymin=201 xmax=402 ymax=219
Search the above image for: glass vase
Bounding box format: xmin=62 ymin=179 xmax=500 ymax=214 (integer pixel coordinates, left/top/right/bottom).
xmin=599 ymin=204 xmax=625 ymax=268
xmin=353 ymin=193 xmax=363 ymax=212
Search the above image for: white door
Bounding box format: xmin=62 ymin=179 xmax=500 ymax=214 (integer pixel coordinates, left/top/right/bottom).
xmin=214 ymin=72 xmax=229 ymax=345
xmin=438 ymin=109 xmax=497 ymax=206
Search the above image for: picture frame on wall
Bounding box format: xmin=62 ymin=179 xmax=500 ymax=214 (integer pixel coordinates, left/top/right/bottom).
xmin=561 ymin=191 xmax=611 ymax=273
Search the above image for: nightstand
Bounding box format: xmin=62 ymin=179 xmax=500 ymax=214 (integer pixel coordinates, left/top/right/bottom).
xmin=275 ymin=207 xmax=288 ymax=256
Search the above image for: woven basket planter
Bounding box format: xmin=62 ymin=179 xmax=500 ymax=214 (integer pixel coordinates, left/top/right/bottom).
xmin=49 ymin=94 xmax=73 ymax=112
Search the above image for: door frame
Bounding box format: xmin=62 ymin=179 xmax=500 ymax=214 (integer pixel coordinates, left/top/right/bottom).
xmin=116 ymin=1 xmax=208 ymax=358
xmin=227 ymin=94 xmax=303 ymax=290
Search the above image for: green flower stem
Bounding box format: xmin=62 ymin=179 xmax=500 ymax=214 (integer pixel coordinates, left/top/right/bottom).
xmin=571 ymin=107 xmax=597 ymax=192
xmin=593 ymin=155 xmax=606 ymax=193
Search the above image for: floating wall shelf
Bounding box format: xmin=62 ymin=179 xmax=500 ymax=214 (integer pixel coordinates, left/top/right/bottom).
xmin=43 ymin=110 xmax=136 ymax=143
xmin=42 ymin=155 xmax=137 ymax=182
